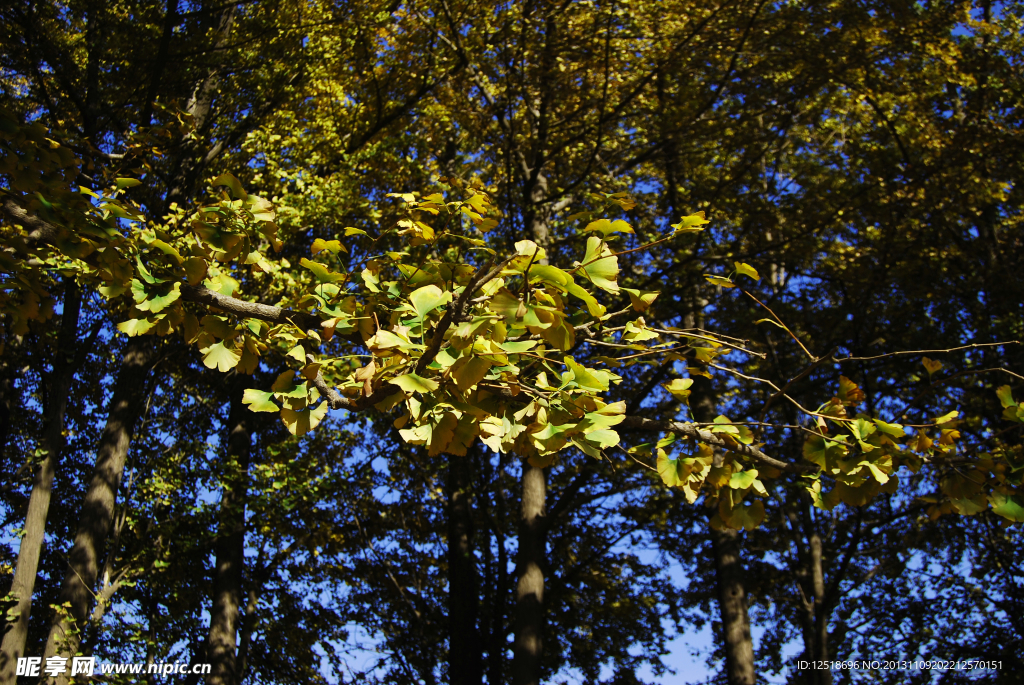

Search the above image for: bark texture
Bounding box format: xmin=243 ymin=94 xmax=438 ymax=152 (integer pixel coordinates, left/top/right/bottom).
xmin=0 ymin=281 xmax=81 ymax=685
xmin=206 ymin=381 xmax=253 ymax=685
xmin=711 ymin=526 xmax=757 ymax=685
xmin=448 ymin=453 xmax=482 ymax=684
xmin=40 ymin=337 xmax=156 ymax=683
xmin=512 ymin=464 xmax=546 ymax=685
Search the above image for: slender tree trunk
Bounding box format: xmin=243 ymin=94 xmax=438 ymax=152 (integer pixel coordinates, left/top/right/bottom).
xmin=206 ymin=381 xmax=253 ymax=685
xmin=512 ymin=464 xmax=546 ymax=685
xmin=710 ymin=526 xmax=757 ymax=685
xmin=40 ymin=337 xmax=156 ymax=683
xmin=808 ymin=533 xmax=831 ymax=685
xmin=486 ymin=449 xmax=509 ymax=685
xmin=690 ymin=370 xmax=757 ymax=685
xmin=448 ymin=453 xmax=482 ymax=684
xmin=0 ymin=281 xmax=81 ymax=684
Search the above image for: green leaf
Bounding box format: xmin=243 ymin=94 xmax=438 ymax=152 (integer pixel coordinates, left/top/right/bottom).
xmin=135 ymin=282 xmax=181 ymax=313
xmin=212 ymin=172 xmax=247 ymax=200
xmin=300 ymin=258 xmax=345 ymax=283
xmin=729 ymin=469 xmax=759 ymax=490
xmin=202 ymin=341 xmax=242 ymax=373
xmin=670 ymin=212 xmax=710 ymax=234
xmin=657 ymin=452 xmax=683 ymax=487
xmin=704 ymin=275 xmax=735 ymax=288
xmin=391 ymin=373 xmax=440 ymax=394
xmin=996 ymin=385 xmax=1016 ymax=409
xmin=723 ymin=499 xmax=765 ymax=531
xmin=408 ymin=284 xmax=449 ymax=318
xmin=242 ymin=389 xmax=279 ymax=412
xmin=582 ymin=218 xmax=633 ymax=236
xmin=311 ymin=238 xmax=344 ymax=255
xmin=454 ymin=356 xmax=493 ymax=392
xmin=662 ymin=378 xmax=693 ymax=400
xmin=621 ymin=287 xmax=659 ymax=312
xmin=733 ymin=262 xmax=760 ymax=281
xmin=183 ymin=258 xmax=206 ymax=286
xmin=281 ymin=402 xmax=328 ymax=437
xmin=934 ymin=410 xmax=959 ymax=425
xmin=565 ymin=357 xmax=619 ymax=392
xmin=564 ymin=281 xmax=606 ymax=317
xmin=117 ymin=318 xmax=156 ymax=337
xmin=577 ymin=237 xmax=619 ymax=293
xmin=990 ymin=491 xmax=1024 ymax=523
xmin=116 ymin=177 xmax=142 ymax=189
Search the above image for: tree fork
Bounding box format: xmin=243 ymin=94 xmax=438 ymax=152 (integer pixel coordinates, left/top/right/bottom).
xmin=0 ymin=280 xmax=82 ymax=685
xmin=40 ymin=336 xmax=157 ymax=684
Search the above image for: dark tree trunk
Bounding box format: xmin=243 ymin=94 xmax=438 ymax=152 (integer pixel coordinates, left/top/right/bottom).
xmin=0 ymin=280 xmax=81 ymax=685
xmin=40 ymin=337 xmax=156 ymax=683
xmin=448 ymin=453 xmax=482 ymax=684
xmin=711 ymin=526 xmax=757 ymax=685
xmin=206 ymin=380 xmax=253 ymax=685
xmin=512 ymin=464 xmax=546 ymax=685
xmin=690 ymin=371 xmax=758 ymax=685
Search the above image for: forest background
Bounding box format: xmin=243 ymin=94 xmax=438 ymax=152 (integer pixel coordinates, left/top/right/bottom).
xmin=0 ymin=1 xmax=1022 ymax=684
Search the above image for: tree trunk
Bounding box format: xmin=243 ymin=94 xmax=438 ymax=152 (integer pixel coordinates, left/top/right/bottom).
xmin=39 ymin=337 xmax=156 ymax=683
xmin=512 ymin=464 xmax=546 ymax=685
xmin=710 ymin=526 xmax=757 ymax=685
xmin=448 ymin=453 xmax=482 ymax=684
xmin=0 ymin=280 xmax=81 ymax=685
xmin=206 ymin=381 xmax=253 ymax=685
xmin=808 ymin=533 xmax=831 ymax=685
xmin=689 ymin=371 xmax=757 ymax=685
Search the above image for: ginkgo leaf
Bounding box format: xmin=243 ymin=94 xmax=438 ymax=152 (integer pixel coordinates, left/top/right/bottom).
xmin=704 ymin=275 xmax=736 ymax=288
xmin=311 ymin=238 xmax=345 ymax=255
xmin=242 ymin=388 xmax=279 ymax=412
xmin=578 ymin=237 xmax=619 ymax=293
xmin=454 ymin=356 xmax=492 ymax=392
xmin=281 ymin=402 xmax=328 ymax=436
xmin=659 ymin=454 xmax=684 ymax=485
xmin=565 ymin=357 xmax=618 ymax=392
xmin=202 ymin=341 xmax=242 ymax=372
xmin=990 ymin=492 xmax=1024 ymax=522
xmin=670 ymin=212 xmax=710 ymax=233
xmin=116 ymin=177 xmax=142 ymax=189
xmin=621 ymin=287 xmax=659 ymax=312
xmin=287 ymin=345 xmax=307 ymax=364
xmin=408 ymin=284 xmax=449 ymax=318
xmin=662 ymin=378 xmax=693 ymax=400
xmin=996 ymin=385 xmax=1016 ymax=409
xmin=729 ymin=469 xmax=760 ymax=490
xmin=117 ymin=318 xmax=156 ymax=337
xmin=836 ymin=376 xmax=865 ymax=406
xmin=723 ymin=500 xmax=765 ymax=531
xmin=922 ymin=357 xmax=943 ymax=376
xmin=212 ymin=172 xmax=247 ymax=199
xmin=582 ymin=218 xmax=633 ymax=235
xmin=135 ymin=282 xmax=181 ymax=313
xmin=391 ymin=373 xmax=439 ymax=394
xmin=300 ymin=258 xmax=345 ymax=283
xmin=733 ymin=262 xmax=760 ymax=281
xmin=184 ymin=256 xmax=208 ymax=285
